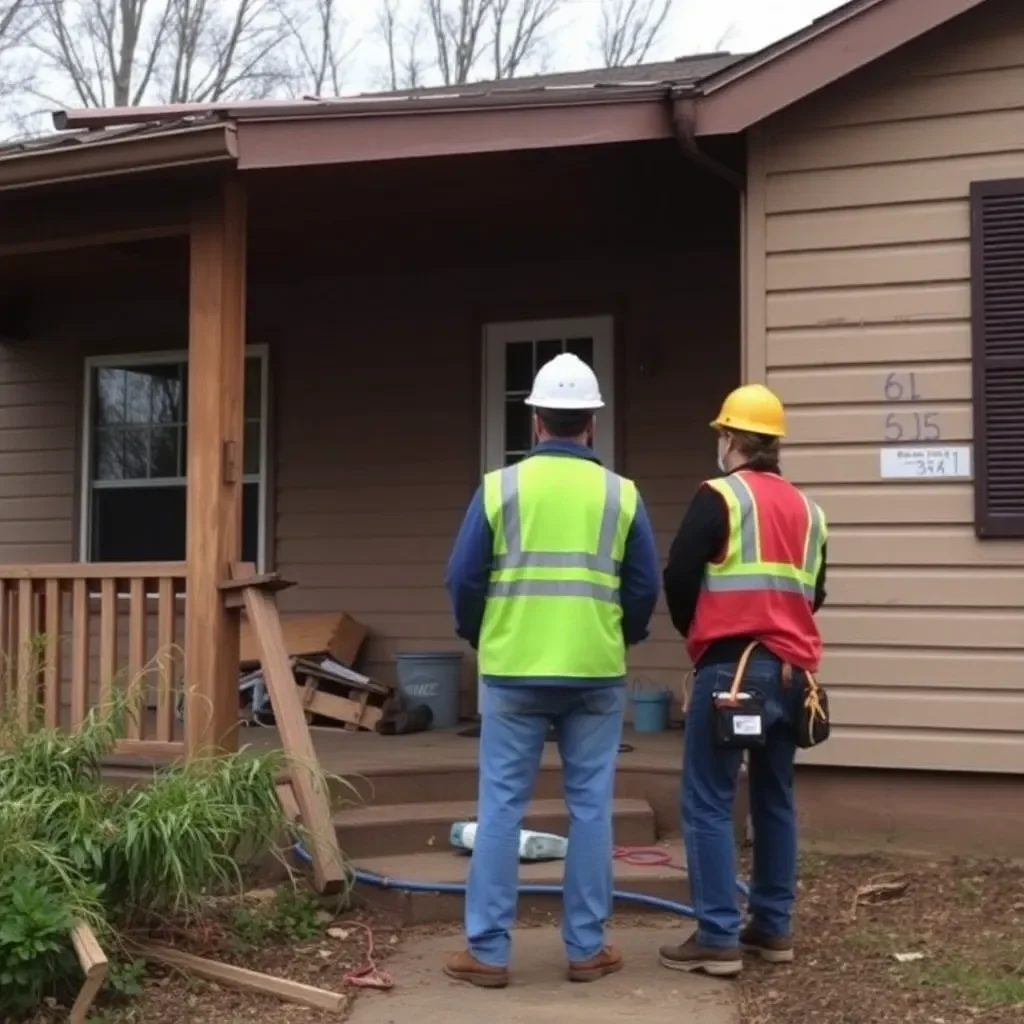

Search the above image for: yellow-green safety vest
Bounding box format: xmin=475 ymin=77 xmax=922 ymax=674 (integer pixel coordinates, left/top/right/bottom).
xmin=478 ymin=454 xmax=638 ymax=678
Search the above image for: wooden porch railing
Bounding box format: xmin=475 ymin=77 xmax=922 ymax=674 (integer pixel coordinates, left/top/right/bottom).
xmin=0 ymin=563 xmax=188 ymax=758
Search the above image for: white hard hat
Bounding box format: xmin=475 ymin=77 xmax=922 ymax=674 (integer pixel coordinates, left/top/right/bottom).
xmin=524 ymin=352 xmax=604 ymax=410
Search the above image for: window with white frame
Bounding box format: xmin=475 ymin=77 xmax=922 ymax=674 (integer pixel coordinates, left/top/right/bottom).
xmin=80 ymin=349 xmax=268 ymax=568
xmin=481 ymin=316 xmax=615 ymax=472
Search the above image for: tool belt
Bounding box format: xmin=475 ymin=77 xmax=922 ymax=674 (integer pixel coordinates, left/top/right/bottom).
xmin=711 ymin=642 xmax=830 ymax=751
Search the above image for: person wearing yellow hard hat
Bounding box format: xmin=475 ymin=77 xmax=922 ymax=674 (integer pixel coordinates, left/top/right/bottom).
xmin=657 ymin=383 xmax=828 ymax=977
xmin=443 ymin=352 xmax=660 ymax=988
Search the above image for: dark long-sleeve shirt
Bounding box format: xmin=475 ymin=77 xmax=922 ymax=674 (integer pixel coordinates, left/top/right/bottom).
xmin=662 ymin=465 xmax=827 ymax=668
xmin=444 ymin=440 xmax=661 ymax=679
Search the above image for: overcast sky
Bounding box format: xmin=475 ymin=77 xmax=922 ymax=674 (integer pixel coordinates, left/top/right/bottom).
xmin=344 ymin=0 xmax=846 ymax=90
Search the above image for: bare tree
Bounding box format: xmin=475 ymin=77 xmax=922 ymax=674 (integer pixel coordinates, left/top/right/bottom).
xmin=423 ymin=0 xmax=490 ymax=86
xmin=377 ymin=0 xmax=426 ymax=90
xmin=1 ymin=0 xmax=41 ymax=99
xmin=596 ymin=0 xmax=673 ymax=68
xmin=278 ymin=0 xmax=355 ymax=97
xmin=382 ymin=0 xmax=562 ymax=88
xmin=490 ymin=0 xmax=560 ymax=79
xmin=29 ymin=0 xmax=295 ymax=109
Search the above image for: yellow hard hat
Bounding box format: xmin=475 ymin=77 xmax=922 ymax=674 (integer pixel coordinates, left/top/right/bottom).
xmin=710 ymin=384 xmax=786 ymax=437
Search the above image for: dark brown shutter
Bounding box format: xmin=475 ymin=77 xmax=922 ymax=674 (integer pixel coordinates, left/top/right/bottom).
xmin=970 ymin=179 xmax=1024 ymax=538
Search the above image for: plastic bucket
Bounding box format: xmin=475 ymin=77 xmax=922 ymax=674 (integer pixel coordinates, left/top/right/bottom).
xmin=630 ymin=689 xmax=671 ymax=733
xmin=394 ymin=652 xmax=464 ymax=730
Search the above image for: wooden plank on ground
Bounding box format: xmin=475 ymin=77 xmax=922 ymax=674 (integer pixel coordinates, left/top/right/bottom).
xmin=139 ymin=943 xmax=345 ymax=1012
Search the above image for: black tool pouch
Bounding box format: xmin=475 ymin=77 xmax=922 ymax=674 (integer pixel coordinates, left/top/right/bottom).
xmin=796 ymin=673 xmax=831 ymax=749
xmin=711 ymin=643 xmax=767 ymax=750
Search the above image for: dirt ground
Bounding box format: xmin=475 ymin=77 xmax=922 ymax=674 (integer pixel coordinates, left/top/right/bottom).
xmin=739 ymin=852 xmax=1024 ymax=1024
xmin=29 ymin=853 xmax=1024 ymax=1023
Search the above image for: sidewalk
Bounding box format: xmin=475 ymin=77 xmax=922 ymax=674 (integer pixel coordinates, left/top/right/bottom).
xmin=348 ymin=924 xmax=739 ymax=1024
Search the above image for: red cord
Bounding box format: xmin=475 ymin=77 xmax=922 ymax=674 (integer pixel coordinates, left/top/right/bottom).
xmin=342 ymin=922 xmax=395 ymax=990
xmin=613 ymin=846 xmax=676 ymax=867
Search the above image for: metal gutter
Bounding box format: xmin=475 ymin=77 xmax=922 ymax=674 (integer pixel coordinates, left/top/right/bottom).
xmin=0 ymin=123 xmax=237 ymax=191
xmin=55 ymin=83 xmax=687 ymax=132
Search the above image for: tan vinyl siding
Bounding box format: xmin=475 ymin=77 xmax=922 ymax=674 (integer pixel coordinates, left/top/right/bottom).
xmin=747 ymin=0 xmax=1024 ymax=772
xmin=0 ymin=342 xmax=78 ymax=563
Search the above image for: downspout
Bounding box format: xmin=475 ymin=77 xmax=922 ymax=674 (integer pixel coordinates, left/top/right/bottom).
xmin=669 ymin=91 xmax=752 ymax=391
xmin=668 ymin=92 xmax=743 ymax=190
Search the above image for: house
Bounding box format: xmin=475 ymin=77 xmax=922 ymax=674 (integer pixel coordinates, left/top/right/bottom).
xmin=0 ymin=0 xmax=1021 ymax=823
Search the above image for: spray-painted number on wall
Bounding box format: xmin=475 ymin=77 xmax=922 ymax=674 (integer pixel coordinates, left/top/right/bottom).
xmin=882 ymin=371 xmax=942 ymax=441
xmin=883 ymin=372 xmax=921 ymax=401
xmin=884 ymin=412 xmax=941 ymax=442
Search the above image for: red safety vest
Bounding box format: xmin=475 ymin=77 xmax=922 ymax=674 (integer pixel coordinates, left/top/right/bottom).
xmin=686 ymin=470 xmax=827 ymax=671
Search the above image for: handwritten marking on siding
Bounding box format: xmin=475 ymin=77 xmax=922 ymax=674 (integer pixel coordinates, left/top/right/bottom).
xmin=879 ymin=447 xmax=973 ymax=479
xmin=882 ymin=370 xmax=945 ymax=442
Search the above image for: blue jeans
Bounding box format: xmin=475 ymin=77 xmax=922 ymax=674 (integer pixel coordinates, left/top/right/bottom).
xmin=682 ymin=650 xmax=801 ymax=948
xmin=466 ymin=682 xmax=626 ymax=966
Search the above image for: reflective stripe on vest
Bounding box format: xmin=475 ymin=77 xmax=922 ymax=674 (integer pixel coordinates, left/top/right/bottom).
xmin=703 ymin=473 xmax=826 ymax=601
xmin=488 ymin=463 xmax=623 ymax=604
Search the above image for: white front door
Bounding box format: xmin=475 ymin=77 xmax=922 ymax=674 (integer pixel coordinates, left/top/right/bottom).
xmin=481 ymin=316 xmax=616 ymax=472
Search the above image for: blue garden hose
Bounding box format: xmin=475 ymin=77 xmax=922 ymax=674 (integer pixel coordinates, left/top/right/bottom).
xmin=290 ymin=839 xmax=749 ymax=918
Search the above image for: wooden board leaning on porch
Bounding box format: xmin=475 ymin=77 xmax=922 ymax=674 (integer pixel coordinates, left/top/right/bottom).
xmin=220 ymin=565 xmax=345 ymax=895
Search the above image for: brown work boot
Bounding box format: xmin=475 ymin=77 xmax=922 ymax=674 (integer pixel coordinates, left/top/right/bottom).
xmin=567 ymin=945 xmax=624 ymax=983
xmin=443 ymin=949 xmax=510 ymax=988
xmin=658 ymin=935 xmax=742 ymax=977
xmin=740 ymin=923 xmax=794 ymax=964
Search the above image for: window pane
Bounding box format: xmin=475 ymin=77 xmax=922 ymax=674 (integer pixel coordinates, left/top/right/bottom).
xmin=566 ymin=337 xmax=594 ymax=366
xmin=148 ymin=365 xmax=184 ymax=424
xmin=149 ymin=426 xmax=180 ymax=479
xmin=92 ymin=483 xmax=261 ymax=564
xmin=504 ymin=343 xmax=533 ymax=394
xmin=244 ymin=357 xmax=263 ymax=421
xmin=121 ymin=426 xmax=151 ymax=480
xmin=92 ymin=485 xmax=186 ymax=561
xmin=536 ymin=339 xmax=561 ymax=369
xmin=93 ymin=429 xmax=125 ymax=481
xmin=243 ymin=420 xmax=261 ymax=476
xmin=242 ymin=482 xmax=259 ymax=564
xmin=122 ymin=368 xmax=159 ymax=424
xmin=504 ymin=398 xmax=531 ymax=454
xmin=94 ymin=369 xmax=126 ymax=426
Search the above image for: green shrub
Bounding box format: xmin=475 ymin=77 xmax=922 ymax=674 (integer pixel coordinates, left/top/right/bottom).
xmin=0 ymin=688 xmax=330 ymax=1019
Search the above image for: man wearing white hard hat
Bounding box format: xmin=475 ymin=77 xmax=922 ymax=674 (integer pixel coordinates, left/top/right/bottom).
xmin=444 ymin=352 xmax=660 ymax=988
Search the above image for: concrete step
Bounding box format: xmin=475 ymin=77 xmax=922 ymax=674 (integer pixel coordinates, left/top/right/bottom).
xmin=335 ymin=798 xmax=657 ymax=859
xmin=350 ymin=840 xmax=692 ymax=925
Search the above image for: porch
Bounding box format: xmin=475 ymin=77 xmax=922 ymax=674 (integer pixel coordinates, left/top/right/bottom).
xmin=0 ymin=136 xmax=742 ymax=756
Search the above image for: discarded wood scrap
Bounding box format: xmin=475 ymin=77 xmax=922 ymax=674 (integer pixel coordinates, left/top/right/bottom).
xmin=226 ymin=564 xmax=346 ymax=895
xmin=69 ymin=922 xmax=109 ymax=1024
xmin=236 ymin=608 xmax=390 ymax=733
xmin=138 ymin=943 xmax=346 ymax=1013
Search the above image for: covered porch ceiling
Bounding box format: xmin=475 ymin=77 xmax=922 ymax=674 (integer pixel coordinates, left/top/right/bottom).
xmin=0 ymin=138 xmax=741 ymax=301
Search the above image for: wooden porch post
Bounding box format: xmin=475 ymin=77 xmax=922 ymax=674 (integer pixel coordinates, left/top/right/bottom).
xmin=184 ymin=175 xmax=247 ymax=757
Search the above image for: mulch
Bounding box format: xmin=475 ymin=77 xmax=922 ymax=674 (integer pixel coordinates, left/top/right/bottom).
xmin=23 ymin=853 xmax=1024 ymax=1022
xmin=738 ymin=852 xmax=1024 ymax=1024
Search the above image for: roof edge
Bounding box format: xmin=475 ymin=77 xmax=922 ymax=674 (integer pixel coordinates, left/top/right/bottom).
xmin=55 ymin=83 xmax=681 ymax=133
xmin=0 ymin=123 xmax=237 ymax=192
xmin=691 ymin=0 xmax=990 ymax=135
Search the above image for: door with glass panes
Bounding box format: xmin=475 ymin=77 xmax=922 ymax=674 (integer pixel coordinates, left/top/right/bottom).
xmin=481 ymin=316 xmax=615 ymax=472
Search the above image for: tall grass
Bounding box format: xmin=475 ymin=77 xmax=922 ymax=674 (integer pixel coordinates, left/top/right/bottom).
xmin=0 ymin=653 xmax=349 ymax=1016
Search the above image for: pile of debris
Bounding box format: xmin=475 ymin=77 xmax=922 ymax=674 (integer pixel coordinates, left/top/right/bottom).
xmin=238 ymin=612 xmax=391 ymax=733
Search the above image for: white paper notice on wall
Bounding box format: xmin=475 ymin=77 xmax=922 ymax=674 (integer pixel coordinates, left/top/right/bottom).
xmin=879 ymin=446 xmax=972 ymax=480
